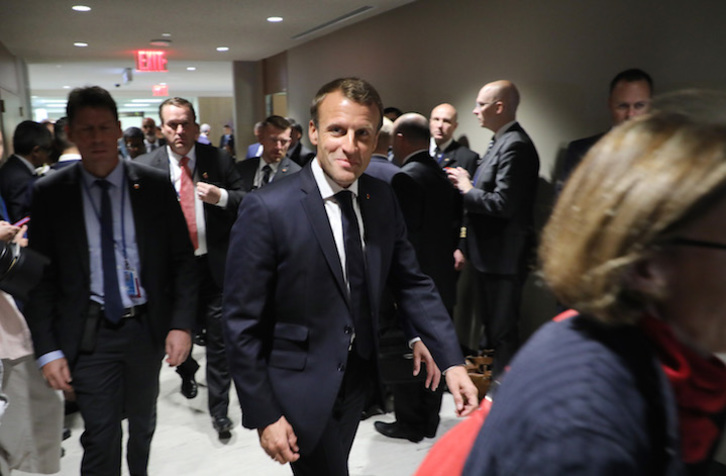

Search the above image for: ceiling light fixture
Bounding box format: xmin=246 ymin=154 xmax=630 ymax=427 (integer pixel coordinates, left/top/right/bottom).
xmin=72 ymin=5 xmax=91 ymax=12
xmin=187 ymin=67 xmax=197 ymax=71
xmin=267 ymin=16 xmax=283 ymax=23
xmin=216 ymin=46 xmax=229 ymax=52
xmin=150 ymin=38 xmax=172 ymax=47
xmin=74 ymin=42 xmax=88 ymax=47
xmin=161 ymin=33 xmax=172 ymax=37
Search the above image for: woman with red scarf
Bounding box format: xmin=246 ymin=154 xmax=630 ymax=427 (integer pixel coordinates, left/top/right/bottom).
xmin=462 ymin=92 xmax=726 ymax=475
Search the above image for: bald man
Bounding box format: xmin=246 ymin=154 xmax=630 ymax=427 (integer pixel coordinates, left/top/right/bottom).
xmin=429 ymin=103 xmax=479 ymax=176
xmin=447 ymin=80 xmax=540 ymax=376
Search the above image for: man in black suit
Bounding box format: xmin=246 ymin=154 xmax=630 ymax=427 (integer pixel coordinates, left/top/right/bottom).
xmin=363 ymin=116 xmax=399 ymax=184
xmin=236 ymin=115 xmax=301 ymax=192
xmin=559 ymin=68 xmax=653 ymax=186
xmin=374 ymin=113 xmax=462 ymax=443
xmin=223 ymin=78 xmax=477 ymax=475
xmin=447 ymin=80 xmax=540 ymax=377
xmin=24 ymin=86 xmax=197 ymax=475
xmin=141 ymin=117 xmax=166 ymax=153
xmin=136 ymin=97 xmax=243 ymax=437
xmin=0 ymin=120 xmax=52 ymax=222
xmin=285 ymin=119 xmax=316 ymax=167
xmin=430 ymin=103 xmax=479 ymax=176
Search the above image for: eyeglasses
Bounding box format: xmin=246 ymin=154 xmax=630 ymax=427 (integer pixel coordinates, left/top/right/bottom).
xmin=662 ymin=237 xmax=726 ymax=251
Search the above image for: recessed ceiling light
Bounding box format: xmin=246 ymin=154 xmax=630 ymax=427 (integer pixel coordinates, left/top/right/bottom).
xmin=186 ymin=67 xmax=197 ymax=71
xmin=267 ymin=16 xmax=283 ymax=23
xmin=161 ymin=32 xmax=172 ymax=37
xmin=63 ymin=86 xmax=71 ymax=89
xmin=72 ymin=5 xmax=91 ymax=12
xmin=216 ymin=46 xmax=229 ymax=52
xmin=159 ymin=83 xmax=167 ymax=86
xmin=74 ymin=42 xmax=88 ymax=47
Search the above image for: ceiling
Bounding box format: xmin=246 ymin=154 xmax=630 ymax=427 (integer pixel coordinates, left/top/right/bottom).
xmin=0 ymin=0 xmax=413 ymax=117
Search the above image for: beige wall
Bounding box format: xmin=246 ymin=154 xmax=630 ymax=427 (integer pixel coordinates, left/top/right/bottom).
xmin=197 ymin=97 xmax=234 ymax=147
xmin=283 ymin=0 xmax=726 ymax=335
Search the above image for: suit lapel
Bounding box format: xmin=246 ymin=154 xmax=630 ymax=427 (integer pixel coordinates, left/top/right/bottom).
xmin=68 ymin=164 xmax=90 ymax=278
xmin=298 ymin=167 xmax=349 ymax=302
xmin=125 ymin=162 xmax=147 ymax=265
xmin=357 ymin=178 xmax=381 ymax=314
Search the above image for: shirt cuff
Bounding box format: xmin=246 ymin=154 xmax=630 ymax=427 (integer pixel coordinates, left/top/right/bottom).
xmin=216 ymin=188 xmax=229 ymax=208
xmin=37 ymin=350 xmax=65 ymax=368
xmin=407 ymin=337 xmax=422 ymax=349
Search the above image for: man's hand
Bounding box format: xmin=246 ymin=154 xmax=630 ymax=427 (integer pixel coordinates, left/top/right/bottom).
xmin=258 ymin=416 xmax=300 ymax=465
xmin=412 ymin=340 xmax=441 ymax=391
xmin=445 ymin=365 xmax=478 ymax=417
xmin=196 ymin=182 xmax=221 ymax=205
xmin=42 ymin=358 xmax=73 ymax=392
xmin=13 ymin=224 xmax=28 ymax=247
xmin=165 ymin=329 xmax=192 ymax=366
xmin=447 ymin=167 xmax=474 ymax=194
xmin=453 ymin=249 xmax=466 ymax=271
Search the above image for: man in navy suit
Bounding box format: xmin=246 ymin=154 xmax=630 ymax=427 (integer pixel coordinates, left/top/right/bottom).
xmin=447 ymin=80 xmax=540 ymax=377
xmin=136 ymin=97 xmax=243 ymax=437
xmin=236 ymin=115 xmax=301 ymax=192
xmin=223 ymin=78 xmax=477 ymax=475
xmin=559 ymin=68 xmax=653 ymax=187
xmin=363 ymin=116 xmax=399 ymax=184
xmin=0 ymin=120 xmax=52 ymax=223
xmin=25 ymin=86 xmax=197 ymax=475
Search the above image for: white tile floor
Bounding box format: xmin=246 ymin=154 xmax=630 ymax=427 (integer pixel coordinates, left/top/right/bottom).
xmin=20 ymin=346 xmax=463 ymax=476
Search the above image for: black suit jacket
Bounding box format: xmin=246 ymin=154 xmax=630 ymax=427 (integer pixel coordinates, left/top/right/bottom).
xmin=286 ymin=142 xmax=316 ymax=167
xmin=391 ymin=151 xmax=461 ymax=312
xmin=0 ymin=154 xmax=35 ymax=222
xmin=464 ymin=123 xmax=540 ymax=275
xmin=222 ymin=164 xmax=464 ymax=453
xmin=235 ymin=156 xmax=301 ymax=193
xmin=560 ymin=132 xmax=604 ymax=183
xmin=439 ymin=140 xmax=479 ymax=176
xmin=136 ymin=143 xmax=243 ymax=287
xmin=24 ymin=161 xmax=198 ymax=367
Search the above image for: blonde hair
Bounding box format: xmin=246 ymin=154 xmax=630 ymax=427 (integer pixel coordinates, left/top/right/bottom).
xmin=541 ymin=91 xmax=726 ymax=324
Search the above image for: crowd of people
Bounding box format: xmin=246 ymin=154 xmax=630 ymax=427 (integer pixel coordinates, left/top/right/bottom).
xmin=0 ymin=67 xmax=725 ymax=476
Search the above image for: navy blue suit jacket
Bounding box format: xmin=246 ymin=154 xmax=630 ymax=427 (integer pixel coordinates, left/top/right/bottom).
xmin=222 ymin=164 xmax=464 ymax=452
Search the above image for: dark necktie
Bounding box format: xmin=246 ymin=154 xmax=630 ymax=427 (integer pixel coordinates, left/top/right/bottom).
xmin=336 ymin=190 xmax=373 ymax=359
xmin=97 ymin=180 xmax=123 ymax=323
xmin=260 ymin=164 xmax=272 ymax=187
xmin=435 ymin=146 xmax=444 ymax=164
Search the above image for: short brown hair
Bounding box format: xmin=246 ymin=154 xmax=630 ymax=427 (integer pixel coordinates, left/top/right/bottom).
xmin=310 ymin=77 xmax=383 ymax=130
xmin=159 ymin=97 xmax=196 ymax=123
xmin=541 ymin=91 xmax=726 ymax=324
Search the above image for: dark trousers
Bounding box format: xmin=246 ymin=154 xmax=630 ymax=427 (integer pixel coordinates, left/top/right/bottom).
xmin=291 ymin=351 xmax=373 ymax=476
xmin=472 ymin=272 xmax=524 ymax=377
xmin=72 ymin=312 xmax=163 ymax=476
xmin=392 ymin=382 xmax=443 ymax=436
xmin=177 ymin=258 xmax=231 ymax=418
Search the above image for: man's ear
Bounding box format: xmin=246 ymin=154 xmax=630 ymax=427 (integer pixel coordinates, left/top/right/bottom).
xmin=308 ymin=120 xmax=318 ymax=146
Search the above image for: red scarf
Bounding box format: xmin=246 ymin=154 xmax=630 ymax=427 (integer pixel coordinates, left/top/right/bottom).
xmin=640 ymin=314 xmax=726 ymax=463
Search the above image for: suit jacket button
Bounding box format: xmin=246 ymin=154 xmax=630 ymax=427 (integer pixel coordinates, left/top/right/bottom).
xmin=337 ymin=363 xmax=346 ymax=372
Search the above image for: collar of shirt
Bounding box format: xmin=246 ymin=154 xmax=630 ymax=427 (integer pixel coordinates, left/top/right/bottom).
xmin=80 ymin=158 xmax=125 ymax=189
xmin=166 ymin=144 xmax=197 ymax=170
xmin=311 ymin=158 xmax=360 ymax=200
xmin=430 ymin=137 xmax=453 ymax=155
xmin=14 ymin=154 xmax=37 ymax=174
xmin=58 ymin=153 xmax=82 ymax=162
xmin=258 ymin=158 xmax=281 ymax=175
xmin=494 ymin=120 xmax=517 ymax=141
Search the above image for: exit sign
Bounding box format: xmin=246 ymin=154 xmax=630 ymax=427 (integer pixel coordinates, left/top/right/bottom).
xmin=152 ymin=84 xmax=169 ymax=96
xmin=136 ymin=50 xmax=168 ymax=72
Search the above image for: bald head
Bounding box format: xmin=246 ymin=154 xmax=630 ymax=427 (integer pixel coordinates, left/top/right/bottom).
xmin=392 ymin=112 xmax=431 ymax=165
xmin=430 ymin=103 xmax=459 ymax=146
xmin=373 ymin=117 xmax=394 ymax=155
xmin=473 ymin=80 xmax=520 ymax=133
